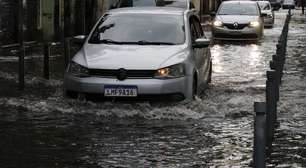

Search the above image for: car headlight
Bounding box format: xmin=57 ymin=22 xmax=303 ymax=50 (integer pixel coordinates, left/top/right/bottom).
xmin=249 ymin=21 xmax=260 ymax=27
xmin=69 ymin=61 xmax=89 ymax=77
xmin=213 ymin=20 xmax=223 ymax=27
xmin=155 ymin=64 xmax=185 ymax=79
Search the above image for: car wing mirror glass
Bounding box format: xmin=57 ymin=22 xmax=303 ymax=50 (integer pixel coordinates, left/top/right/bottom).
xmin=193 ymin=38 xmax=210 ymax=48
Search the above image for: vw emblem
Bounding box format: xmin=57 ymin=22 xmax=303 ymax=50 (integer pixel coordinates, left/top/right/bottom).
xmin=233 ymin=22 xmax=239 ymax=29
xmin=116 ymin=68 xmax=127 ymax=81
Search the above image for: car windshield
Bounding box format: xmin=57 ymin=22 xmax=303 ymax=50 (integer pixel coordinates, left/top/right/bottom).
xmin=258 ymin=2 xmax=271 ymax=10
xmin=218 ymin=3 xmax=259 ymax=15
xmin=109 ymin=0 xmax=188 ymax=9
xmin=89 ymin=14 xmax=185 ymax=45
xmin=283 ymin=0 xmax=294 ymax=3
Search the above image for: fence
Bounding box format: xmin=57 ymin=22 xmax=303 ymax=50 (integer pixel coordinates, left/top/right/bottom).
xmin=253 ymin=9 xmax=292 ymax=168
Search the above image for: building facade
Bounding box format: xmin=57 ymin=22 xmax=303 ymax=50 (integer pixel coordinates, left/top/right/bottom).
xmin=0 ymin=0 xmax=221 ymax=45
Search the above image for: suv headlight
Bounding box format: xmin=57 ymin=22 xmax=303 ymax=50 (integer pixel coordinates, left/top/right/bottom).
xmin=213 ymin=20 xmax=223 ymax=27
xmin=249 ymin=21 xmax=260 ymax=27
xmin=69 ymin=61 xmax=89 ymax=77
xmin=155 ymin=64 xmax=185 ymax=79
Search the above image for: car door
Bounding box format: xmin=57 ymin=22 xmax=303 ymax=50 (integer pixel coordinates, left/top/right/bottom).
xmin=191 ymin=17 xmax=210 ymax=87
xmin=189 ymin=17 xmax=202 ymax=82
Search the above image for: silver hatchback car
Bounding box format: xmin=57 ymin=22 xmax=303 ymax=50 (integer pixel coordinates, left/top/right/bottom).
xmin=64 ymin=8 xmax=212 ymax=100
xmin=211 ymin=1 xmax=265 ymax=41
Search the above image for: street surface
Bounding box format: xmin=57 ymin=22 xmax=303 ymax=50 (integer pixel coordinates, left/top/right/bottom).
xmin=0 ymin=10 xmax=305 ymax=167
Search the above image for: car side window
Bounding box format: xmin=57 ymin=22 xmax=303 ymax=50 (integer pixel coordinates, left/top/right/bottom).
xmin=194 ymin=19 xmax=204 ymax=38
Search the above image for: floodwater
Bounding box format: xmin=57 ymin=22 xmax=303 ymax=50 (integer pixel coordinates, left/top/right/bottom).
xmin=0 ymin=10 xmax=305 ymax=168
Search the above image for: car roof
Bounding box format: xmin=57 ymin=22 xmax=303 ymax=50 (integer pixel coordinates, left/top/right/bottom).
xmin=107 ymin=7 xmax=186 ymax=16
xmin=257 ymin=1 xmax=270 ymax=4
xmin=222 ymin=0 xmax=258 ymax=5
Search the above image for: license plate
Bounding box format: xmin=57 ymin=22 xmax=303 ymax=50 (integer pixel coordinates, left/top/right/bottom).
xmin=104 ymin=85 xmax=138 ymax=97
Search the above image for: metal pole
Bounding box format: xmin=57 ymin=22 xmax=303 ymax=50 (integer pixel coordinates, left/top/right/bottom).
xmin=43 ymin=43 xmax=50 ymax=79
xmin=266 ymin=71 xmax=277 ymax=154
xmin=64 ymin=38 xmax=71 ymax=68
xmin=253 ymin=102 xmax=267 ymax=168
xmin=269 ymin=60 xmax=280 ymax=102
xmin=272 ymin=54 xmax=282 ymax=85
xmin=302 ymin=0 xmax=305 ymax=14
xmin=18 ymin=0 xmax=25 ymax=89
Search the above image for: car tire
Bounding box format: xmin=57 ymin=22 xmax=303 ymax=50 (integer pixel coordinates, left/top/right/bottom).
xmin=192 ymin=76 xmax=198 ymax=100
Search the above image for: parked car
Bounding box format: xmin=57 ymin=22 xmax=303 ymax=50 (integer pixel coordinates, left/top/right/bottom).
xmin=269 ymin=0 xmax=282 ymax=10
xmin=258 ymin=1 xmax=275 ymax=27
xmin=64 ymin=7 xmax=212 ymax=100
xmin=107 ymin=0 xmax=195 ymax=10
xmin=211 ymin=1 xmax=265 ymax=41
xmin=282 ymin=0 xmax=295 ymax=9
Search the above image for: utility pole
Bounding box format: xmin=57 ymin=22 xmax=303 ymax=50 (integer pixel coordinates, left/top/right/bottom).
xmin=18 ymin=0 xmax=25 ymax=89
xmin=302 ymin=0 xmax=305 ymax=14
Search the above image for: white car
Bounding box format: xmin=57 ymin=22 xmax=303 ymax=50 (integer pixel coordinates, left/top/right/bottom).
xmin=107 ymin=0 xmax=195 ymax=10
xmin=64 ymin=8 xmax=212 ymax=100
xmin=258 ymin=1 xmax=275 ymax=27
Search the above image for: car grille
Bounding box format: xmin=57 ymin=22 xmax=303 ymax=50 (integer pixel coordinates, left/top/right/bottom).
xmin=224 ymin=23 xmax=249 ymax=30
xmin=88 ymin=69 xmax=156 ymax=78
xmin=215 ymin=33 xmax=258 ymax=39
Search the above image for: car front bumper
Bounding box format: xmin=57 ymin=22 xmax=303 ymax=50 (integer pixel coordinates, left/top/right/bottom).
xmin=64 ymin=73 xmax=193 ymax=98
xmin=212 ymin=26 xmax=261 ymax=41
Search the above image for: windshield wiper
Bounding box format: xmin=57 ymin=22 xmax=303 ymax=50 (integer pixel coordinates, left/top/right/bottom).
xmin=99 ymin=39 xmax=125 ymax=44
xmin=90 ymin=39 xmax=177 ymax=45
xmin=135 ymin=40 xmax=176 ymax=45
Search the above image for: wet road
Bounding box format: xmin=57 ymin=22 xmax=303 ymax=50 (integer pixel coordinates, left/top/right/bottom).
xmin=0 ymin=10 xmax=305 ymax=167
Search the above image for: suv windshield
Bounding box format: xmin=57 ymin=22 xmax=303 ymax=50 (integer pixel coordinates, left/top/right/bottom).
xmin=89 ymin=14 xmax=185 ymax=45
xmin=258 ymin=2 xmax=271 ymax=10
xmin=218 ymin=3 xmax=259 ymax=15
xmin=109 ymin=0 xmax=188 ymax=9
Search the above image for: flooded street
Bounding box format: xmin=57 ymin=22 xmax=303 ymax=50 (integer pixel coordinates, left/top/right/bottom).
xmin=0 ymin=10 xmax=305 ymax=167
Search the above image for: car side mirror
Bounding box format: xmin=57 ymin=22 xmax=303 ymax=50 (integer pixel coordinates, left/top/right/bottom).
xmin=210 ymin=12 xmax=216 ymax=17
xmin=193 ymin=38 xmax=210 ymax=48
xmin=261 ymin=13 xmax=268 ymax=17
xmin=73 ymin=35 xmax=87 ymax=44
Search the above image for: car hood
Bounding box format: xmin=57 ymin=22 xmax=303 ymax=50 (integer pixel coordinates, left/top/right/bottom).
xmin=73 ymin=44 xmax=189 ymax=70
xmin=216 ymin=15 xmax=259 ymax=24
